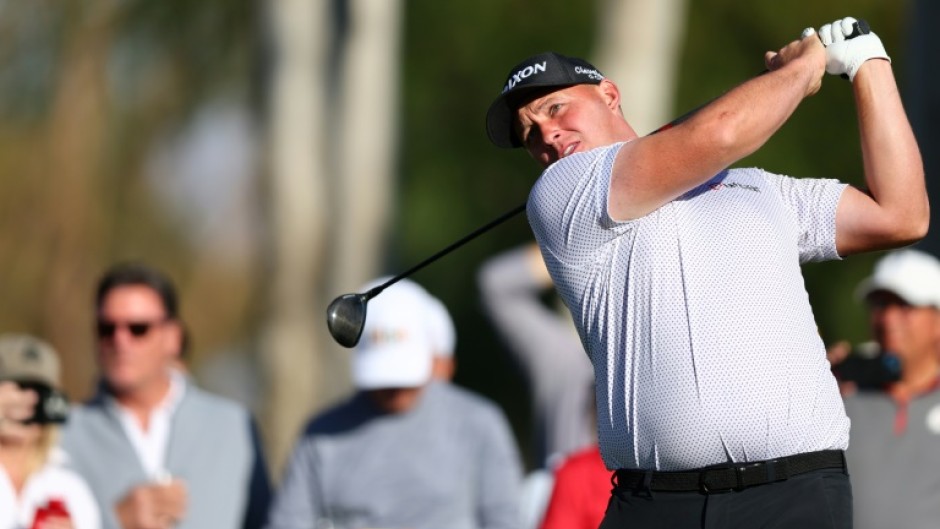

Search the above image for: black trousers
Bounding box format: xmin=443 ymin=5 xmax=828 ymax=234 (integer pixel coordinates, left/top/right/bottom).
xmin=599 ymin=467 xmax=852 ymax=529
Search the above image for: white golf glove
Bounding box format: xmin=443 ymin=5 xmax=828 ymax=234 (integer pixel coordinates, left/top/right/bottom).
xmin=817 ymin=17 xmax=890 ymax=81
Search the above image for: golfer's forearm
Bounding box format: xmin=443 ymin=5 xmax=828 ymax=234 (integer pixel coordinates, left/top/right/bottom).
xmin=854 ymin=60 xmax=928 ymax=241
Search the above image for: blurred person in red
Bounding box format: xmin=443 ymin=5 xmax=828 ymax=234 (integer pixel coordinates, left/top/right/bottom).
xmin=538 ymin=444 xmax=608 ymax=529
xmin=0 ymin=333 xmax=100 ymax=529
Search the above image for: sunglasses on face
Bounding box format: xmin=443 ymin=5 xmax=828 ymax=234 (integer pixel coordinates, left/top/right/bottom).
xmin=96 ymin=319 xmax=168 ymax=339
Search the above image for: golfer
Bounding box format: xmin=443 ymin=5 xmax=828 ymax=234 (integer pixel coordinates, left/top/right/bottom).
xmin=485 ymin=17 xmax=925 ymax=528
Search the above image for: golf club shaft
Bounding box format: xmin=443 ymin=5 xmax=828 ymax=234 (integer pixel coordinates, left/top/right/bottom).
xmin=366 ymin=202 xmax=527 ymax=300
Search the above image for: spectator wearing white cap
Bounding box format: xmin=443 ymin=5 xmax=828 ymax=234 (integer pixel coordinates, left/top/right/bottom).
xmin=831 ymin=249 xmax=940 ymax=529
xmin=267 ymin=278 xmax=523 ymax=529
xmin=0 ymin=333 xmax=101 ymax=529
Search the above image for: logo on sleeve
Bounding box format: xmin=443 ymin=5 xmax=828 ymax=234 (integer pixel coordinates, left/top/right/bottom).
xmin=709 ymin=181 xmax=760 ymax=193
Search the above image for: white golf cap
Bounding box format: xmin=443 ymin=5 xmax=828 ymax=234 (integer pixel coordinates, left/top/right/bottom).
xmin=856 ymin=249 xmax=940 ymax=307
xmin=424 ymin=294 xmax=456 ymax=357
xmin=352 ymin=277 xmax=434 ymax=390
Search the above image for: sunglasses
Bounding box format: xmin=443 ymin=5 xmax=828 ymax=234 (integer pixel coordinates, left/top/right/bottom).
xmin=96 ymin=319 xmax=168 ymax=339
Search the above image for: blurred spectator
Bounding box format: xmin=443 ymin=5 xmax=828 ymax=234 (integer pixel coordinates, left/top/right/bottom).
xmin=0 ymin=333 xmax=101 ymax=529
xmin=267 ymin=278 xmax=522 ymax=529
xmin=834 ymin=249 xmax=940 ymax=528
xmin=537 ymin=444 xmax=608 ymax=529
xmin=478 ymin=243 xmax=597 ymax=529
xmin=60 ymin=263 xmax=271 ymax=529
xmin=478 ymin=243 xmax=595 ymax=468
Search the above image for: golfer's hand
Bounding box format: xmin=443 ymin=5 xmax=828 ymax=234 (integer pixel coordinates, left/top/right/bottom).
xmin=817 ymin=17 xmax=889 ymax=81
xmin=115 ymin=480 xmax=187 ymax=529
xmin=0 ymin=381 xmax=37 ymax=436
xmin=764 ymin=29 xmax=826 ymax=97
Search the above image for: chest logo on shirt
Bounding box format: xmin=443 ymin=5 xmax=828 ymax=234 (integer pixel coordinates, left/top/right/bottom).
xmin=925 ymin=404 xmax=940 ymax=435
xmin=709 ymin=181 xmax=760 ymax=193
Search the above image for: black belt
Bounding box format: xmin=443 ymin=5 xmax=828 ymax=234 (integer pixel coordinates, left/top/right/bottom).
xmin=614 ymin=450 xmax=846 ymax=494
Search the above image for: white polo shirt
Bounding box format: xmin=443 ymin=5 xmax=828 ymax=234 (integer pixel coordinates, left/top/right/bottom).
xmin=527 ymin=142 xmax=850 ymax=471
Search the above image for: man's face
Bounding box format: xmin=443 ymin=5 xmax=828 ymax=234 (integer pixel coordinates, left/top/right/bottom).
xmin=96 ymin=285 xmax=180 ymax=395
xmin=514 ymin=81 xmax=630 ymax=168
xmin=867 ymin=290 xmax=940 ymax=363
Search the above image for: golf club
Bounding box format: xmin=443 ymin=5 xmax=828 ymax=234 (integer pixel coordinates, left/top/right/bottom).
xmin=325 ymin=104 xmax=688 ymax=348
xmin=326 ymin=19 xmax=869 ymax=348
xmin=326 ymin=203 xmax=525 ymax=348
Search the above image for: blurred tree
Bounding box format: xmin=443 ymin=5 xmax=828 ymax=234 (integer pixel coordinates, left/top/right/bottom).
xmin=259 ymin=0 xmax=404 ymax=475
xmin=258 ymin=0 xmax=330 ymax=478
xmin=595 ymin=0 xmax=688 ymax=135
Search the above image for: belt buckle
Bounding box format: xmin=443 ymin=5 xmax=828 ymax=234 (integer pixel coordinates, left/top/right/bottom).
xmin=734 ymin=461 xmax=768 ymax=490
xmin=700 ymin=459 xmax=785 ymax=494
xmin=699 ymin=466 xmax=738 ymax=494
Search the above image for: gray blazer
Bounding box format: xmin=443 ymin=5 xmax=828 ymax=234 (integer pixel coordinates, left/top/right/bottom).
xmin=60 ymin=378 xmax=271 ymax=529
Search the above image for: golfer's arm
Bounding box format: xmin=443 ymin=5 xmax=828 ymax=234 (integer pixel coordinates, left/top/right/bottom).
xmin=835 ymin=60 xmax=927 ymax=255
xmin=609 ymin=55 xmax=820 ymax=220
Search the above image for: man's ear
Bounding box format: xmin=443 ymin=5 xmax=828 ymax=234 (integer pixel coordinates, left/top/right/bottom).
xmin=598 ymin=79 xmax=621 ymax=111
xmin=162 ymin=320 xmax=184 ymax=360
xmin=931 ymin=310 xmax=940 ymax=344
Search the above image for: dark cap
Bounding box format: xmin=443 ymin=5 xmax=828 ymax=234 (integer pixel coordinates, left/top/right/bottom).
xmin=486 ymin=52 xmax=604 ymax=149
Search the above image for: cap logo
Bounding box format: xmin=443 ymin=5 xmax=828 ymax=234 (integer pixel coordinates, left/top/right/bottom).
xmin=502 ymin=61 xmax=547 ymax=94
xmin=574 ymin=65 xmax=603 ymax=81
xmin=367 ymin=328 xmax=409 ymax=345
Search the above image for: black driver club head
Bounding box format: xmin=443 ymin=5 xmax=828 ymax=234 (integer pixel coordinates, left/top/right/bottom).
xmin=326 ymin=293 xmax=370 ymax=348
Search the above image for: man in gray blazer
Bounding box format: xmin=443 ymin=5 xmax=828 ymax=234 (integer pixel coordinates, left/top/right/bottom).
xmin=61 ymin=263 xmax=271 ymax=529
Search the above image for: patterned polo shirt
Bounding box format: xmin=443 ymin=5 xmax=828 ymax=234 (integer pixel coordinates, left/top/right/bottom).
xmin=527 ymin=142 xmax=850 ymax=471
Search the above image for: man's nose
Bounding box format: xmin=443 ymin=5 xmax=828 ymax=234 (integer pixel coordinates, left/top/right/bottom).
xmin=539 ymin=121 xmax=562 ymax=144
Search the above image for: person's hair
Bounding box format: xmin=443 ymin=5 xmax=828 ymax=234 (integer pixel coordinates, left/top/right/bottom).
xmin=95 ymin=262 xmax=179 ymax=319
xmin=21 ymin=425 xmax=59 ymax=476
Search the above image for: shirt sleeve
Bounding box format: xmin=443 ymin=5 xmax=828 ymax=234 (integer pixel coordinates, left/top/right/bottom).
xmin=761 ymin=171 xmax=847 ymax=263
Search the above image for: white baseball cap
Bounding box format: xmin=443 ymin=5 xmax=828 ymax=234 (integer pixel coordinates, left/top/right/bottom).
xmin=423 ymin=294 xmax=456 ymax=357
xmin=352 ymin=277 xmax=434 ymax=390
xmin=856 ymin=249 xmax=940 ymax=307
